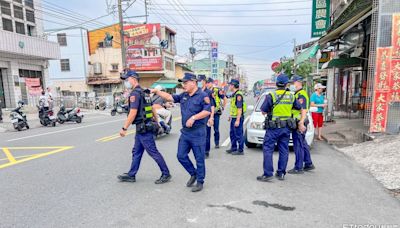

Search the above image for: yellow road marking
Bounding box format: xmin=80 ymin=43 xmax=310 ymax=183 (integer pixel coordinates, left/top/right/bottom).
xmin=96 ymin=116 xmax=182 ymax=143
xmin=2 ymin=148 xmax=16 ymax=163
xmin=0 ymin=146 xmax=74 ymax=170
xmin=0 ymin=153 xmax=42 ymax=162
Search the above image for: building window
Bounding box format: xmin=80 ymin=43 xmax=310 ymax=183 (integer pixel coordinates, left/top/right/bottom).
xmin=110 ymin=64 xmax=118 ymax=72
xmin=13 ymin=0 xmax=23 ymax=4
xmin=60 ymin=59 xmax=70 ymax=72
xmin=15 ymin=21 xmax=24 ymax=34
xmin=24 ymin=0 xmax=33 ymax=8
xmin=25 ymin=9 xmax=34 ymax=22
xmin=1 ymin=1 xmax=11 ymax=16
xmin=57 ymin=33 xmax=67 ymax=46
xmin=2 ymin=18 xmax=13 ymax=32
xmin=13 ymin=5 xmax=23 ymax=19
xmin=27 ymin=24 xmax=34 ymax=36
xmin=165 ymin=57 xmax=174 ymax=71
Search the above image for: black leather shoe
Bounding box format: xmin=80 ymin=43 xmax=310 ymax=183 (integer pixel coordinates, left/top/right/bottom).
xmin=275 ymin=173 xmax=285 ymax=181
xmin=186 ymin=175 xmax=197 ymax=187
xmin=155 ymin=174 xmax=171 ymax=184
xmin=226 ymin=149 xmax=237 ymax=154
xmin=215 ymin=145 xmax=220 ymax=149
xmin=231 ymin=151 xmax=244 ymax=155
xmin=304 ymin=164 xmax=315 ymax=171
xmin=205 ymin=152 xmax=210 ymax=159
xmin=118 ymin=173 xmax=136 ymax=182
xmin=257 ymin=175 xmax=273 ymax=182
xmin=191 ymin=183 xmax=203 ymax=192
xmin=288 ymin=168 xmax=304 ymax=174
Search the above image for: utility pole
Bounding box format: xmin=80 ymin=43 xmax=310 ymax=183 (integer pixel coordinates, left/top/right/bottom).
xmin=293 ymin=38 xmax=297 ymax=74
xmin=118 ymin=0 xmax=126 ymax=69
xmin=189 ymin=31 xmax=209 ymax=73
xmin=144 ymin=0 xmax=148 ymax=24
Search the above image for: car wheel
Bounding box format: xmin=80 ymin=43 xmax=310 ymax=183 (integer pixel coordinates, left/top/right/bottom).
xmin=244 ymin=130 xmax=257 ymax=148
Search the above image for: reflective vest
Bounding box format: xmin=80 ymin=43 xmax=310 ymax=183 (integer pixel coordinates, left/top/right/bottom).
xmin=213 ymin=87 xmax=221 ymax=111
xmin=292 ymin=89 xmax=309 ymax=119
xmin=132 ymin=88 xmax=154 ymax=124
xmin=230 ymin=91 xmax=247 ymax=117
xmin=270 ymin=90 xmax=294 ymax=121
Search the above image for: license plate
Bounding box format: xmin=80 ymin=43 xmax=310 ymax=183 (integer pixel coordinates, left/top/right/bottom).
xmin=49 ymin=116 xmax=56 ymax=120
xmin=11 ymin=119 xmax=18 ymax=123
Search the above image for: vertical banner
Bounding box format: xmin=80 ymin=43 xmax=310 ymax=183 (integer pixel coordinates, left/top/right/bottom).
xmin=390 ymin=59 xmax=400 ymax=102
xmin=370 ymin=47 xmax=392 ymax=132
xmin=311 ymin=0 xmax=330 ymax=38
xmin=210 ymin=41 xmax=218 ymax=79
xmin=392 ymin=13 xmax=400 ymax=59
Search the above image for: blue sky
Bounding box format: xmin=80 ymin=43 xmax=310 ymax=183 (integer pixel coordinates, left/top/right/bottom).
xmin=44 ymin=0 xmax=313 ymax=85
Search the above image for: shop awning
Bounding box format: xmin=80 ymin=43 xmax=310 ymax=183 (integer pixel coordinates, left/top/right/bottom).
xmin=295 ymin=43 xmax=320 ymax=65
xmin=319 ymin=0 xmax=372 ymax=45
xmin=321 ymin=57 xmax=362 ymax=69
xmin=150 ymin=80 xmax=180 ymax=89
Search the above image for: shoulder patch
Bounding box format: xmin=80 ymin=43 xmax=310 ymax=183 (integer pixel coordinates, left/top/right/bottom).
xmin=299 ymin=98 xmax=304 ymax=104
xmin=130 ymin=96 xmax=136 ymax=103
xmin=237 ymin=95 xmax=242 ymax=101
xmin=204 ymin=97 xmax=210 ymax=104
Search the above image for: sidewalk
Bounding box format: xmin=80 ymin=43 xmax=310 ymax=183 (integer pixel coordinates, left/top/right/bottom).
xmin=321 ymin=117 xmax=400 ymax=195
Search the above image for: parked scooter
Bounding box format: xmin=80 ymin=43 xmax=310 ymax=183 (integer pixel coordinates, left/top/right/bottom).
xmin=10 ymin=101 xmax=29 ymax=131
xmin=95 ymin=98 xmax=106 ymax=110
xmin=57 ymin=105 xmax=83 ymax=124
xmin=37 ymin=105 xmax=57 ymax=127
xmin=111 ymin=102 xmax=129 ymax=116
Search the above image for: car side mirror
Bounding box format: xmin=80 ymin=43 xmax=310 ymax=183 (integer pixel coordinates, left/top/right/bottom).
xmin=247 ymin=105 xmax=254 ymax=111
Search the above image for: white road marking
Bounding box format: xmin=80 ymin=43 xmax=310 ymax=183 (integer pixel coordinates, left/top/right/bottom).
xmin=221 ymin=116 xmax=250 ymax=147
xmin=7 ymin=119 xmax=124 ymax=142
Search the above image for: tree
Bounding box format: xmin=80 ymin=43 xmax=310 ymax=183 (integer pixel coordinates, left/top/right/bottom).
xmin=274 ymin=58 xmax=314 ymax=78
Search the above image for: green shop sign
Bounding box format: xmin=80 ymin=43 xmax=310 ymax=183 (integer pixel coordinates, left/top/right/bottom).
xmin=311 ymin=0 xmax=330 ymax=38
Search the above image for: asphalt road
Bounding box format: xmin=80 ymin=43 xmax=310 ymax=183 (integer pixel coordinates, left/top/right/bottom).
xmin=0 ymin=97 xmax=399 ymax=228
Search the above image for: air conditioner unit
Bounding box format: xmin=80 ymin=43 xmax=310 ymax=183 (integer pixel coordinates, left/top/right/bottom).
xmin=94 ymin=63 xmax=102 ymax=74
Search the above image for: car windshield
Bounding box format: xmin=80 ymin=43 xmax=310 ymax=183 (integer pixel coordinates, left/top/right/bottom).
xmin=255 ymin=89 xmax=275 ymax=112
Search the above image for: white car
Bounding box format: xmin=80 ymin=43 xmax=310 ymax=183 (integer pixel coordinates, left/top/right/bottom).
xmin=245 ymin=91 xmax=315 ymax=148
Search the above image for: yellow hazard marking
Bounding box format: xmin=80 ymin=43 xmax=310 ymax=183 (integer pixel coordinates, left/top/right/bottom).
xmin=96 ymin=116 xmax=182 ymax=143
xmin=0 ymin=146 xmax=74 ymax=170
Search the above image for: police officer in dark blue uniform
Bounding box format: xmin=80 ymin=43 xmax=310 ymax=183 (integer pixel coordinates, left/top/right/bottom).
xmin=152 ymin=73 xmax=211 ymax=192
xmin=117 ymin=70 xmax=171 ymax=184
xmin=197 ymin=75 xmax=216 ymax=158
xmin=257 ymin=74 xmax=307 ymax=182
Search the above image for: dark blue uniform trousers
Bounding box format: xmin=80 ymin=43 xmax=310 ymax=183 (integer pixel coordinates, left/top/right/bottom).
xmin=177 ymin=127 xmax=206 ymax=184
xmin=206 ymin=114 xmax=221 ymax=152
xmin=292 ymin=129 xmax=313 ymax=170
xmin=230 ymin=117 xmax=244 ymax=151
xmin=263 ymin=127 xmax=290 ymax=177
xmin=128 ymin=132 xmax=170 ymax=177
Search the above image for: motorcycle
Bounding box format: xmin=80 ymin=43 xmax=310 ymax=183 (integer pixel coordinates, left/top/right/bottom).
xmin=10 ymin=101 xmax=29 ymax=131
xmin=155 ymin=110 xmax=172 ymax=137
xmin=37 ymin=105 xmax=57 ymax=127
xmin=57 ymin=105 xmax=83 ymax=124
xmin=111 ymin=102 xmax=129 ymax=116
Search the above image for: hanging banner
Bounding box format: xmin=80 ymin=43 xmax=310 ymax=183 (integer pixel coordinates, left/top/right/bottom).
xmin=370 ymin=47 xmax=392 ymax=133
xmin=124 ymin=24 xmax=163 ymax=71
xmin=311 ymin=0 xmax=331 ymax=38
xmin=25 ymin=78 xmax=42 ymax=95
xmin=392 ymin=13 xmax=400 ymax=59
xmin=210 ymin=41 xmax=219 ymax=79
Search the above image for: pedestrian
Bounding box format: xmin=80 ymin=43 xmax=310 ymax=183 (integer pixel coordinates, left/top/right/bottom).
xmin=152 ymin=85 xmax=172 ymax=132
xmin=197 ymin=75 xmax=215 ymax=158
xmin=226 ymin=79 xmax=247 ymax=155
xmin=288 ymin=75 xmax=315 ymax=174
xmin=46 ymin=87 xmax=54 ymax=110
xmin=39 ymin=91 xmax=49 ymax=117
xmin=310 ymin=83 xmax=327 ymax=141
xmin=117 ymin=70 xmax=171 ymax=184
xmin=152 ymin=73 xmax=211 ymax=192
xmin=257 ymin=74 xmax=307 ymax=182
xmin=208 ymin=79 xmax=227 ymax=149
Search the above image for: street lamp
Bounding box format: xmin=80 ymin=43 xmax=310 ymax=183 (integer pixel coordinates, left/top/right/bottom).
xmin=316 ymin=49 xmax=322 ymax=75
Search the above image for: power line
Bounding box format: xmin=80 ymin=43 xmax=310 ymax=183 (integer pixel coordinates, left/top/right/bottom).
xmin=152 ymin=13 xmax=311 ymax=18
xmin=164 ymin=23 xmax=310 ymax=27
xmin=148 ymin=7 xmax=311 ymax=12
xmin=153 ymin=0 xmax=311 ymax=6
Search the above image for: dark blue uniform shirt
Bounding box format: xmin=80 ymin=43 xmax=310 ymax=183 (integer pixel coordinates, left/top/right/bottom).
xmin=173 ymin=88 xmax=211 ymax=129
xmin=129 ymin=86 xmax=142 ymax=110
xmin=260 ymin=89 xmax=302 ymax=113
xmin=295 ymin=92 xmax=308 ymax=110
xmin=203 ymin=88 xmax=216 ymax=107
xmin=233 ymin=90 xmax=243 ymax=109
